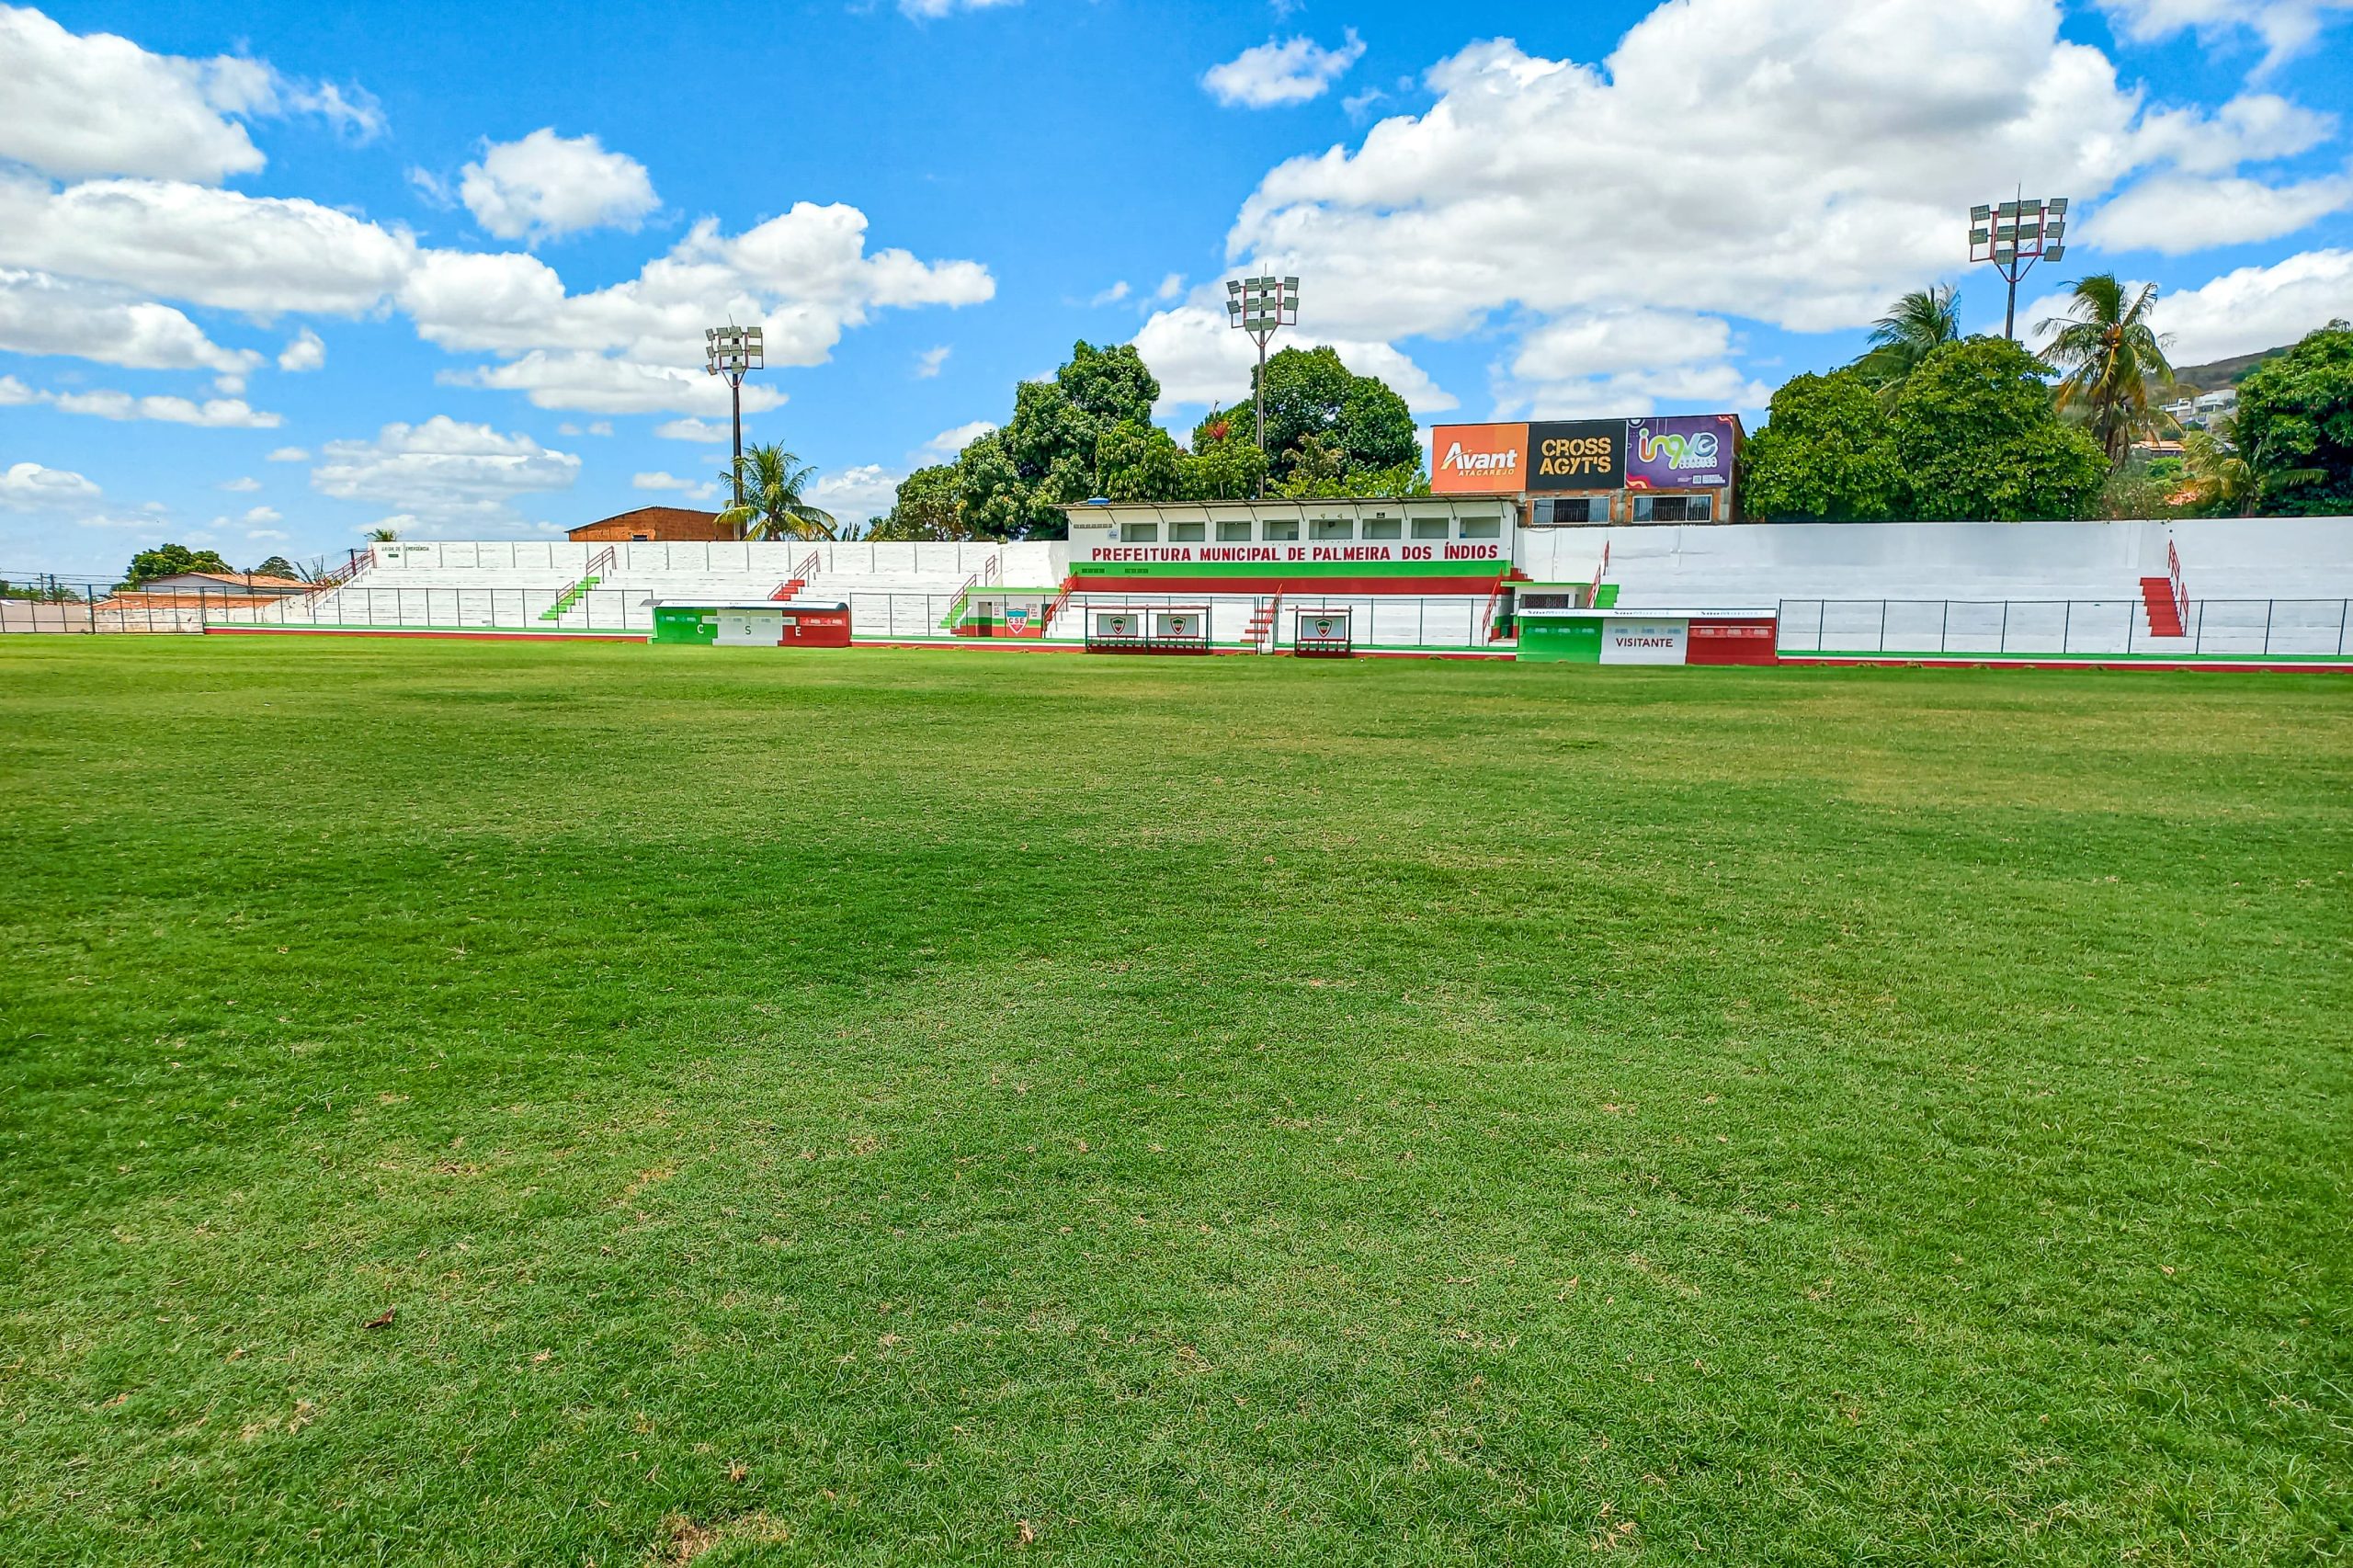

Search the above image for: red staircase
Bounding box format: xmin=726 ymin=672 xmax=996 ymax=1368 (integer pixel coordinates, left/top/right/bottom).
xmin=1245 ymin=591 xmax=1283 ymax=653
xmin=2139 ymin=576 xmax=2185 ymax=637
xmin=770 ymin=550 xmax=821 ymax=601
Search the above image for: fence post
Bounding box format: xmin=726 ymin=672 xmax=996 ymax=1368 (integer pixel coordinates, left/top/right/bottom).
xmin=2062 ymin=599 xmax=2072 ymax=654
xmin=2338 ymin=598 xmax=2347 ymax=657
xmin=1998 ymin=601 xmax=2008 ymax=654
xmin=2263 ymin=598 xmax=2273 ymax=656
xmin=1877 ymin=599 xmax=1888 ymax=653
xmin=2193 ymin=600 xmax=2203 ymax=654
xmin=1940 ymin=601 xmax=1949 ymax=654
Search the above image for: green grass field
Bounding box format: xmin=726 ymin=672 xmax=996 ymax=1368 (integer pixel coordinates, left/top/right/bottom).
xmin=3 ymin=637 xmax=2348 ymax=1565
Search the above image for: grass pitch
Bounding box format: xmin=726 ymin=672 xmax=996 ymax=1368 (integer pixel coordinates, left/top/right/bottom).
xmin=1 ymin=637 xmax=2347 ymax=1566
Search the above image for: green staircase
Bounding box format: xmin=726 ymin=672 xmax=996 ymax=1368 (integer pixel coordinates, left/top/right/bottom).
xmin=1594 ymin=583 xmax=1621 ymax=608
xmin=539 ymin=574 xmax=600 ymax=620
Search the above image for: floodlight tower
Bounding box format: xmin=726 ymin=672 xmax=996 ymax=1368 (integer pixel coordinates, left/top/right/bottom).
xmin=1969 ymin=194 xmax=2069 ymax=342
xmin=1226 ymin=274 xmax=1300 ymax=495
xmin=704 ymin=324 xmax=764 ymax=507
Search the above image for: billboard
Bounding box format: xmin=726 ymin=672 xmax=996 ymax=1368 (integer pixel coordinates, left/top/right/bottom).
xmin=1625 ymin=415 xmax=1737 ymax=489
xmin=1528 ymin=421 xmax=1624 ymax=491
xmin=1429 ymin=423 xmax=1528 ymax=494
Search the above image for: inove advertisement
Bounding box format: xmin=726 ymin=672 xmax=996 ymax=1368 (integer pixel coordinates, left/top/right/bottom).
xmin=1625 ymin=415 xmax=1737 ymax=489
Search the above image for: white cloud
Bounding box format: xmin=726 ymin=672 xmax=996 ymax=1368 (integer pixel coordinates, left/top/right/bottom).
xmin=0 ymin=460 xmax=101 ymax=510
xmin=2133 ymin=92 xmax=2336 ymax=176
xmin=557 ymin=419 xmax=613 ymax=437
xmin=1508 ymin=310 xmax=1734 ymax=381
xmin=630 ymin=471 xmax=719 ymax=500
xmin=219 ymin=476 xmax=262 ymax=493
xmin=1154 ymin=273 xmax=1186 ymax=303
xmin=241 ymin=505 xmax=281 ymax=525
xmin=1090 ymin=280 xmax=1131 ymax=306
xmin=1502 ymin=363 xmax=1776 ymax=422
xmin=245 ymin=527 xmax=288 ymax=540
xmin=0 ymin=6 xmax=379 ymax=182
xmin=920 ymin=419 xmax=997 ymax=458
xmin=0 ymin=373 xmax=33 ymax=404
xmin=0 ymin=174 xmax=417 ymax=316
xmin=2094 ymin=0 xmax=2353 ymax=74
xmin=2082 ymin=167 xmax=2353 ymax=254
xmin=915 ymin=345 xmax=951 ymax=378
xmin=809 ymin=463 xmax=900 ymax=524
xmin=655 ymin=417 xmax=731 ymax=443
xmin=278 ymin=327 xmax=326 ymax=371
xmin=2024 ymin=249 xmax=2353 ymax=365
xmin=266 ymin=446 xmax=308 ymax=462
xmin=1204 ymin=29 xmax=1367 ymax=108
xmin=41 ymin=387 xmax=282 ymax=426
xmin=312 ymin=416 xmax=581 ymax=519
xmin=1129 ymin=303 xmax=1455 ymax=414
xmin=215 ymin=372 xmax=245 ymax=395
xmin=898 ymin=0 xmax=1020 ymax=17
xmin=458 ymin=129 xmax=659 ymax=244
xmin=0 ymin=267 xmax=260 ymax=373
xmin=438 ymin=349 xmax=789 ymax=415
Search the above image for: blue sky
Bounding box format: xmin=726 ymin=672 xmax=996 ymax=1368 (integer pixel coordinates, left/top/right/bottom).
xmin=3 ymin=0 xmax=2351 ymax=575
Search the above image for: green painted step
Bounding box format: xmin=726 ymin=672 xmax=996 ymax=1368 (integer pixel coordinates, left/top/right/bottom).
xmin=1594 ymin=583 xmax=1620 ymax=608
xmin=539 ymin=574 xmax=600 ymax=620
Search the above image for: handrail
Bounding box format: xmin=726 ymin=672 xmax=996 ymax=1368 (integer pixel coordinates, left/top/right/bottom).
xmin=587 ymin=544 xmax=617 ymax=578
xmin=1040 ymin=575 xmax=1076 ymax=635
xmin=794 ymin=549 xmax=821 ymax=585
xmin=938 ymin=571 xmax=981 ymax=631
xmin=1479 ymin=572 xmax=1511 ymax=642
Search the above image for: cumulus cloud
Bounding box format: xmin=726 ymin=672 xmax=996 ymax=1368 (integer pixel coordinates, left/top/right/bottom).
xmin=2083 ymin=166 xmax=2353 ymax=254
xmin=1130 ymin=303 xmax=1455 ymax=415
xmin=34 ymin=385 xmax=282 ymax=426
xmin=920 ymin=419 xmax=998 ymax=458
xmin=219 ymin=476 xmax=262 ymax=492
xmin=654 ymin=417 xmax=731 ymax=443
xmin=0 ymin=267 xmax=261 ymax=373
xmin=266 ymin=446 xmax=308 ymax=462
xmin=312 ymin=416 xmax=581 ymax=520
xmin=2024 ymin=249 xmax=2353 ymax=366
xmin=0 ymin=5 xmax=379 ymax=182
xmin=915 ymin=345 xmax=952 ymax=378
xmin=809 ymin=463 xmax=901 ymax=524
xmin=898 ymin=0 xmax=1020 ymax=17
xmin=278 ymin=327 xmax=326 ymax=371
xmin=2094 ymin=0 xmax=2353 ymax=74
xmin=631 ymin=471 xmax=719 ymax=500
xmin=1203 ymin=30 xmax=1367 ymax=108
xmin=0 ymin=459 xmax=102 ymax=509
xmin=458 ymin=129 xmax=660 ymax=244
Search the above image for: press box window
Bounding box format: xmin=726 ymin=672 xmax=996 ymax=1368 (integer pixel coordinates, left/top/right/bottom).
xmin=1120 ymin=521 xmax=1159 ymax=542
xmin=1458 ymin=516 xmax=1502 ymax=540
xmin=1533 ymin=497 xmax=1597 ymax=526
xmin=1633 ymin=494 xmax=1712 ymax=522
xmin=1410 ymin=518 xmax=1449 ymax=540
xmin=1216 ymin=520 xmax=1252 ymax=541
xmin=1263 ymin=518 xmax=1300 ymax=541
xmin=1363 ymin=518 xmax=1402 ymax=540
xmin=1170 ymin=521 xmax=1205 ymax=542
xmin=1310 ymin=518 xmax=1353 ymax=540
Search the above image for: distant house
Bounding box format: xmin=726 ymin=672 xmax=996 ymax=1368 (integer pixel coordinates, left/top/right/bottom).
xmin=569 ymin=506 xmax=742 ymax=542
xmin=133 ymin=571 xmax=313 ymax=597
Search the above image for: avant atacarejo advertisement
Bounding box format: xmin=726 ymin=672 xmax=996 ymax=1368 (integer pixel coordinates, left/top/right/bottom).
xmin=1624 ymin=415 xmax=1737 ymax=490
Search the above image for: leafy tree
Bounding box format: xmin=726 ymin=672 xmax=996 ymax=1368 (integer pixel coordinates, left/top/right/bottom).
xmin=1223 ymin=346 xmax=1420 ymax=488
xmin=947 ymin=342 xmax=1174 ymax=539
xmin=2230 ymin=321 xmax=2353 ymax=515
xmin=1851 ymin=285 xmax=1961 ymax=393
xmin=365 ymin=526 xmax=400 ymax=542
xmin=2038 ymin=274 xmax=2175 ymax=467
xmin=247 ymin=555 xmax=303 ymax=580
xmin=1096 ymin=419 xmax=1183 ymax=502
xmin=2177 ymin=427 xmax=2256 ymax=516
xmin=1739 ymin=370 xmax=1905 ymax=520
xmin=719 ymin=443 xmax=837 ymax=540
xmin=1176 ymin=426 xmax=1267 ymax=501
xmin=123 ymin=543 xmax=233 ymax=585
xmin=1890 ymin=338 xmax=2108 ymax=520
xmin=866 ymin=464 xmax=971 ymax=540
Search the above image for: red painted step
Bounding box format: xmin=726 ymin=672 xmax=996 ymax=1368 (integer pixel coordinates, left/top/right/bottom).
xmin=769 ymin=578 xmax=807 ymax=601
xmin=2140 ymin=576 xmax=2184 ymax=637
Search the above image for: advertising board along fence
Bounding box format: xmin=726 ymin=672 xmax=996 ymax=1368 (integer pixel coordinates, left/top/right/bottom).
xmin=1778 ymin=598 xmax=2353 ymax=661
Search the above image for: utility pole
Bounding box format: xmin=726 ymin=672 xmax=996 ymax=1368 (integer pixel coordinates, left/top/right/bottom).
xmin=1969 ymin=192 xmax=2068 ymax=341
xmin=704 ymin=324 xmax=764 ymax=514
xmin=1226 ymin=276 xmax=1299 ymax=497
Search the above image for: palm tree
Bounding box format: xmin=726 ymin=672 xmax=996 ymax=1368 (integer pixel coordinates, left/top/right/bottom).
xmin=718 ymin=443 xmax=837 ymax=540
xmin=2038 ymin=274 xmax=2175 ymax=468
xmin=1851 ymin=285 xmax=1961 ymax=392
xmin=2177 ymin=427 xmax=2253 ymax=516
xmin=366 ymin=526 xmax=400 ymax=542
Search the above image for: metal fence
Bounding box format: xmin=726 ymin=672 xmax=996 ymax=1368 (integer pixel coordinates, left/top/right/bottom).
xmin=1778 ymin=598 xmax=2353 ymax=659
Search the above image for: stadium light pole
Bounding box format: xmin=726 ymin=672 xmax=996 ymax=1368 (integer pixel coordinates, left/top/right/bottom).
xmin=704 ymin=324 xmax=764 ymax=509
xmin=1226 ymin=275 xmax=1299 ymax=497
xmin=1968 ymin=193 xmax=2068 ymax=342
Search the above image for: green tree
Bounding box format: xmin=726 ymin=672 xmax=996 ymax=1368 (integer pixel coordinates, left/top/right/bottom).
xmin=1851 ymin=285 xmax=1962 ymax=393
xmin=2038 ymin=274 xmax=2175 ymax=467
xmin=1739 ymin=370 xmax=1906 ymax=520
xmin=2230 ymin=321 xmax=2353 ymax=515
xmin=1176 ymin=424 xmax=1267 ymax=501
xmin=950 ymin=342 xmax=1174 ymax=538
xmin=365 ymin=526 xmax=400 ymax=542
xmin=867 ymin=464 xmax=971 ymax=540
xmin=1229 ymin=346 xmax=1420 ymax=488
xmin=1890 ymin=338 xmax=2108 ymax=520
xmin=1096 ymin=419 xmax=1183 ymax=502
xmin=719 ymin=443 xmax=837 ymax=540
xmin=247 ymin=555 xmax=302 ymax=580
xmin=2177 ymin=427 xmax=2256 ymax=516
xmin=123 ymin=544 xmax=233 ymax=585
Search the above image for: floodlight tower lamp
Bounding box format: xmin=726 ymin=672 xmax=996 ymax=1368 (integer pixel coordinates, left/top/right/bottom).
xmin=704 ymin=323 xmax=766 ymax=511
xmin=1969 ymin=194 xmax=2069 ymax=341
xmin=1224 ymin=274 xmax=1301 ymax=497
